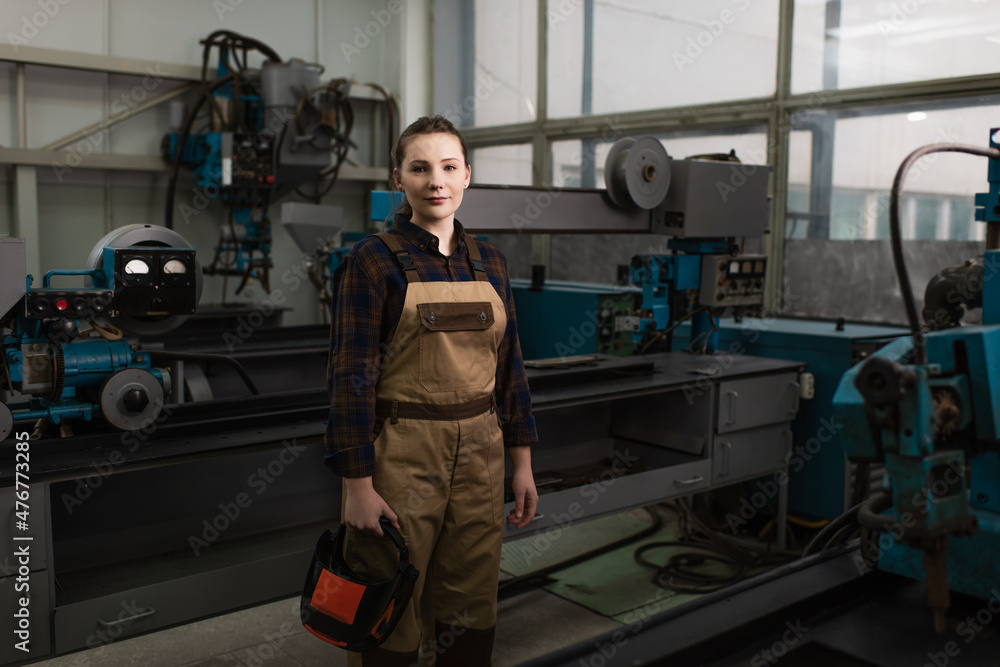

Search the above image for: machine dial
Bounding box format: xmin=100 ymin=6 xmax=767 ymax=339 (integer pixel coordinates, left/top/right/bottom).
xmin=124 ymin=258 xmax=150 ymax=275
xmin=163 ymin=259 xmax=188 ymax=275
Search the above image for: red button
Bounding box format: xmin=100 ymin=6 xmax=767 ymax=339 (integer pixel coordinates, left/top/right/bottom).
xmin=266 ymin=175 xmax=275 ymax=184
xmin=55 ymin=299 xmax=68 ymax=311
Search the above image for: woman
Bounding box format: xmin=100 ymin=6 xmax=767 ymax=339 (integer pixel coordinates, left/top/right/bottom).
xmin=326 ymin=115 xmax=538 ymax=666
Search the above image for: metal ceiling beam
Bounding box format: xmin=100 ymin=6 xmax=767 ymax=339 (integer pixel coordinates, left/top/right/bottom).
xmin=0 ymin=148 xmax=168 ymax=172
xmin=462 ymin=98 xmax=775 ymax=148
xmin=0 ymin=148 xmax=390 ymax=183
xmin=0 ymin=43 xmax=211 ymax=81
xmin=780 ymin=72 xmax=1000 ymax=112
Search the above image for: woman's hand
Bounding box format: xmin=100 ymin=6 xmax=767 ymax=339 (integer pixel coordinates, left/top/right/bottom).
xmin=506 ymin=447 xmax=538 ymax=529
xmin=343 ymin=477 xmax=399 ymax=537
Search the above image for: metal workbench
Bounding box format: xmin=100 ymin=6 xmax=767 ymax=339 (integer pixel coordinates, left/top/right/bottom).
xmin=0 ymin=344 xmax=804 ymax=664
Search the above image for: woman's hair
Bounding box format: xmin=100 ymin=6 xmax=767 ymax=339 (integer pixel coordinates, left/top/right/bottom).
xmin=390 ymin=115 xmax=469 ymax=220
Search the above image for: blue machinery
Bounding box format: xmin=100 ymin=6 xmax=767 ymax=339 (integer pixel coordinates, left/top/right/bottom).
xmin=0 ymin=225 xmax=201 ymax=440
xmin=162 ymin=31 xmax=353 ymax=293
xmin=834 ymin=130 xmax=1000 ymax=632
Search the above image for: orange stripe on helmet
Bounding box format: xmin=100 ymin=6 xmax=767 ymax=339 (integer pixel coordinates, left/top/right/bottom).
xmin=310 ymin=569 xmax=367 ymax=624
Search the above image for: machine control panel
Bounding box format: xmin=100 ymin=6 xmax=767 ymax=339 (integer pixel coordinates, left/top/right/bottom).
xmin=110 ymin=247 xmax=197 ymax=317
xmin=699 ymin=254 xmax=766 ymax=307
xmin=25 ymin=289 xmax=113 ymax=320
xmin=223 ymin=132 xmax=275 ymax=188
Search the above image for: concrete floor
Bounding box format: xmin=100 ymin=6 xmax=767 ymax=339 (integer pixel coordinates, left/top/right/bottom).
xmin=29 ymin=583 xmax=621 ymax=667
xmin=28 ymin=509 xmax=682 ymax=666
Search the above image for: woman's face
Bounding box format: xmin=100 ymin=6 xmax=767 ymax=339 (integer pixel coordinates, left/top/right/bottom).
xmin=394 ymin=132 xmax=471 ymax=226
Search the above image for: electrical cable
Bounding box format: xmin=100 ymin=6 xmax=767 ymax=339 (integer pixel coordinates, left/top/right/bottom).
xmin=164 ymin=73 xmax=235 ymax=229
xmin=293 ymin=79 xmax=355 ymax=202
xmin=888 ymin=143 xmax=1000 ymax=365
xmin=359 ymin=81 xmax=399 ymax=183
xmin=801 ymin=499 xmax=865 ymax=556
xmin=635 ymin=499 xmax=798 ymax=595
xmin=78 ymin=320 xmax=124 ymax=341
xmin=639 ymin=305 xmax=711 ymax=355
xmin=634 ymin=540 xmax=747 ymax=593
xmin=518 ymin=542 xmax=860 ymax=667
xmin=757 ymin=514 xmax=831 ymax=540
xmin=497 ymin=506 xmax=664 ymax=601
xmin=824 ymin=522 xmax=860 ymax=551
xmin=167 ymin=31 xmax=284 ymax=228
xmin=856 ymin=490 xmax=894 ymax=530
xmin=850 ymin=462 xmax=871 ymax=508
xmin=145 ymin=350 xmax=260 ymax=395
xmin=688 ymin=307 xmax=725 ymax=354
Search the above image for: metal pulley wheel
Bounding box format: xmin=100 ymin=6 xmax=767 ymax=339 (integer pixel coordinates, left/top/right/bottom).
xmin=85 ymin=224 xmax=203 ymax=336
xmin=604 ymin=136 xmax=671 ymax=210
xmin=0 ymin=403 xmax=12 ymax=442
xmin=99 ymin=368 xmax=165 ymax=431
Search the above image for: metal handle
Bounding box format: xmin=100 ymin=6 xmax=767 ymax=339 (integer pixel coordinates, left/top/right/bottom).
xmin=97 ymin=606 xmax=156 ymax=629
xmin=718 ymin=442 xmax=732 ymax=476
xmin=725 ymin=391 xmax=738 ymax=425
xmin=788 ymin=381 xmax=801 ymax=415
xmin=675 ymin=475 xmax=704 ymax=486
xmin=531 ymin=513 xmax=545 ymax=522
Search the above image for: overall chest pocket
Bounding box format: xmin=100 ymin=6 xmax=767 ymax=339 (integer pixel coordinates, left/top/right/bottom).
xmin=417 ymin=302 xmax=497 ymax=393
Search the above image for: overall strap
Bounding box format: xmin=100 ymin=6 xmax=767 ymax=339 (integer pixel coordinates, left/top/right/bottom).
xmin=465 ymin=237 xmax=488 ymax=282
xmin=375 ymin=232 xmax=418 ymax=283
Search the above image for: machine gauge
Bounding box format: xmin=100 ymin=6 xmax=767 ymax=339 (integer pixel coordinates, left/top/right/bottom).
xmin=163 ymin=259 xmax=188 ymax=274
xmin=124 ymin=258 xmax=150 ymax=275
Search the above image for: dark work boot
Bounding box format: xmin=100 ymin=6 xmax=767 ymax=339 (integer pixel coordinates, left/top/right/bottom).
xmin=435 ymin=623 xmax=495 ymax=667
xmin=361 ymin=647 xmax=420 ymax=667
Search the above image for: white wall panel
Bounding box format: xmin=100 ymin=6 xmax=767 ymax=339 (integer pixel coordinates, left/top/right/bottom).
xmin=321 ymin=0 xmax=391 ymax=86
xmin=36 ymin=183 xmax=106 ymax=271
xmin=109 ymin=0 xmax=318 ymax=67
xmin=105 ymin=75 xmax=190 ymax=155
xmin=25 ymin=65 xmax=106 ymax=149
xmin=0 ymin=0 xmax=107 ymax=55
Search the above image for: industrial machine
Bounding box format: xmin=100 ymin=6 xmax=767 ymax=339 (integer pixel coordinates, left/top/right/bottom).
xmin=372 ymin=137 xmax=772 ymax=357
xmin=834 ymin=130 xmax=1000 ymax=633
xmin=162 ymin=31 xmax=356 ymax=293
xmin=0 ymin=225 xmax=201 ymax=441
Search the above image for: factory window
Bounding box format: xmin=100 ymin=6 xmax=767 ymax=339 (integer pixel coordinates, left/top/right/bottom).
xmin=435 ymin=0 xmax=538 ymax=128
xmin=912 ymin=197 xmax=941 ymax=241
xmin=783 ymin=97 xmax=999 ymax=324
xmin=785 ymin=99 xmax=999 ymax=242
xmin=829 ymin=191 xmax=868 ymax=240
xmin=471 ymin=144 xmax=534 ymax=185
xmin=546 ymin=0 xmax=780 ymax=118
xmin=950 ymin=198 xmax=976 ymax=242
xmin=791 ymin=0 xmax=1000 ymax=93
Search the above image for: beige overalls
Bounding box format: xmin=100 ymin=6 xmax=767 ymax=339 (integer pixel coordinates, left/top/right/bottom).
xmin=346 ymin=232 xmax=507 ymax=667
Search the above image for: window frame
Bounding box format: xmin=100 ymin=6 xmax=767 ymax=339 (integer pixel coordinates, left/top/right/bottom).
xmin=451 ymin=0 xmax=1000 ymax=312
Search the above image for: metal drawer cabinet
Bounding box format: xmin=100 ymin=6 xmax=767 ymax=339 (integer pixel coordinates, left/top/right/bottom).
xmin=716 ymin=373 xmax=800 ymax=434
xmin=712 ymin=424 xmax=793 ymax=485
xmin=504 ymin=441 xmax=711 ymax=539
xmin=53 ymin=549 xmax=312 ymax=653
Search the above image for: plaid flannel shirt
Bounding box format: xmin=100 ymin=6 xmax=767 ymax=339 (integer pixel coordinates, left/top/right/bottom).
xmin=325 ymin=214 xmax=537 ymax=478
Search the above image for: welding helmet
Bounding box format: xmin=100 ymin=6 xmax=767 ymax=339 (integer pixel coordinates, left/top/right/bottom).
xmin=301 ymin=518 xmax=419 ymax=651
